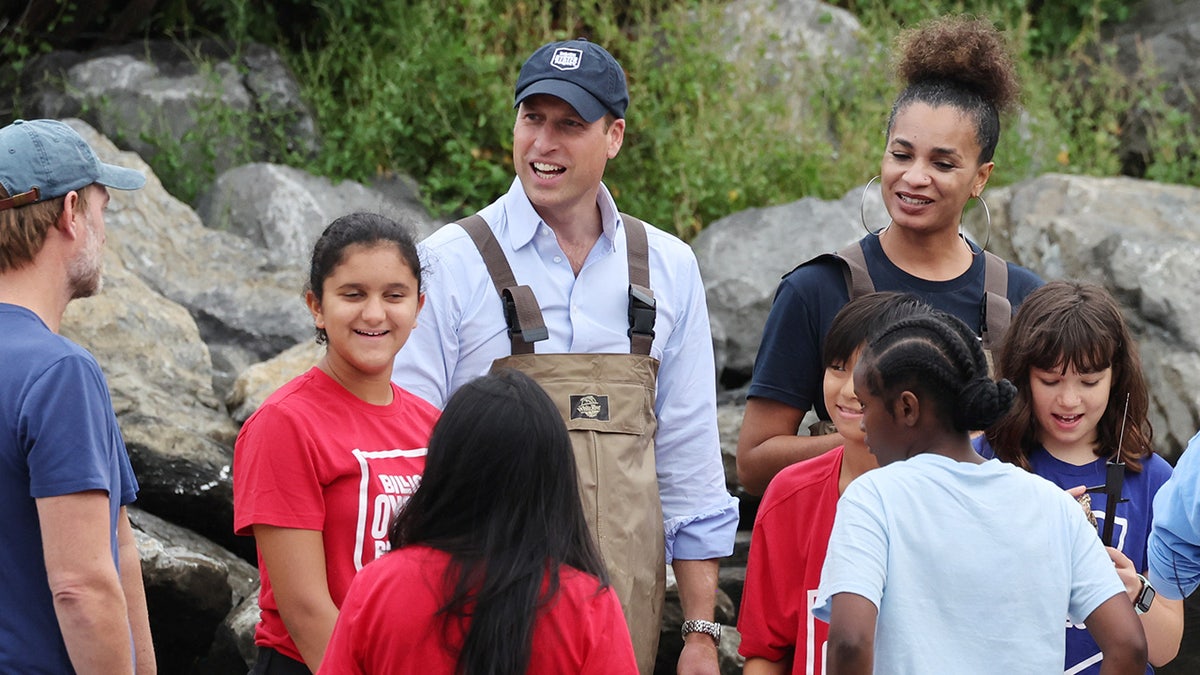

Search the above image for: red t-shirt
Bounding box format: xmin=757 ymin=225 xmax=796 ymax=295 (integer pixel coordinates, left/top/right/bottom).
xmin=233 ymin=367 xmax=440 ymax=662
xmin=319 ymin=544 xmax=638 ymax=674
xmin=738 ymin=447 xmax=844 ymax=674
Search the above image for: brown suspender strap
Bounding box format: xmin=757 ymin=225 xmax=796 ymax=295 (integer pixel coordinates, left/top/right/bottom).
xmin=835 ymin=241 xmax=876 ymax=300
xmin=981 ymin=250 xmax=1011 ymax=351
xmin=621 ymin=213 xmax=655 ymax=356
xmin=457 ymin=215 xmax=547 ymax=355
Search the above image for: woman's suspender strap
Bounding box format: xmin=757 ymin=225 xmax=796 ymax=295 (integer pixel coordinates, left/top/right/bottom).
xmin=832 ymin=241 xmax=1011 ymax=343
xmin=980 ymin=250 xmax=1010 ymax=350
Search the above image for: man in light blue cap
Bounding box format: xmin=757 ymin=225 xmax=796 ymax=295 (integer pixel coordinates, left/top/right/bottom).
xmin=0 ymin=119 xmax=156 ymax=673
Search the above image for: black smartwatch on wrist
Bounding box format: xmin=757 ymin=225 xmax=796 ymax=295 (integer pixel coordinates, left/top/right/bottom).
xmin=1134 ymin=574 xmax=1156 ymax=615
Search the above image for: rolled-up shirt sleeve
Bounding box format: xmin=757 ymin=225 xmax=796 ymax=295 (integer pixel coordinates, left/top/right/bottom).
xmin=654 ymin=245 xmax=738 ymax=562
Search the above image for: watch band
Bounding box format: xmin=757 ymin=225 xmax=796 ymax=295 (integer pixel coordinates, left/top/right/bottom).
xmin=681 ymin=619 xmax=721 ymax=645
xmin=1134 ymin=574 xmax=1156 ymax=615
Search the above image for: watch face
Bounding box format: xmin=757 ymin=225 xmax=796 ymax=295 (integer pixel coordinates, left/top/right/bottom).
xmin=1137 ymin=584 xmax=1156 ymax=613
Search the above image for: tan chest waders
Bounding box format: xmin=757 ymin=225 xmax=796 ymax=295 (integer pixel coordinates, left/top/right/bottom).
xmin=459 ymin=215 xmax=665 ymax=674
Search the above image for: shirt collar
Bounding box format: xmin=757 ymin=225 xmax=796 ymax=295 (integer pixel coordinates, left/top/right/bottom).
xmin=504 ymin=177 xmax=621 ymax=253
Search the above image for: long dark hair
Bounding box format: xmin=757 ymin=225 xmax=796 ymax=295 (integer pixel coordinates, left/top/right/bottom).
xmin=859 ymin=310 xmax=1016 ymax=433
xmin=986 ymin=281 xmax=1152 ymax=473
xmin=389 ymin=369 xmax=608 ymax=674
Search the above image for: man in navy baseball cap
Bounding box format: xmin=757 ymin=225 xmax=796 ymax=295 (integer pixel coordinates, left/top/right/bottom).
xmin=392 ymin=37 xmax=737 ymax=675
xmin=0 ymin=118 xmax=155 ymax=674
xmin=514 ymin=38 xmax=629 ymax=122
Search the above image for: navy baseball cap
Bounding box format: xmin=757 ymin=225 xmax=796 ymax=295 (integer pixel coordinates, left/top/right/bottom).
xmin=514 ymin=39 xmax=629 ymax=123
xmin=0 ymin=119 xmax=145 ymax=212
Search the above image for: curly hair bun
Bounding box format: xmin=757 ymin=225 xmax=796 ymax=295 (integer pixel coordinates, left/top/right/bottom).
xmin=894 ymin=15 xmax=1019 ymax=114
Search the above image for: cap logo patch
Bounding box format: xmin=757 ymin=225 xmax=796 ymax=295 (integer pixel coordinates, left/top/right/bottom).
xmin=549 ymin=47 xmax=583 ymax=71
xmin=570 ymin=394 xmax=609 ymax=421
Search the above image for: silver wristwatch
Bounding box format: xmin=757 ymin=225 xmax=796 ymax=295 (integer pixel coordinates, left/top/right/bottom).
xmin=681 ymin=619 xmax=721 ymax=645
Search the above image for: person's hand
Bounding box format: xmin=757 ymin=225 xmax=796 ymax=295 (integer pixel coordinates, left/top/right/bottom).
xmin=677 ymin=633 xmax=720 ymax=675
xmin=1106 ymin=546 xmax=1140 ymax=602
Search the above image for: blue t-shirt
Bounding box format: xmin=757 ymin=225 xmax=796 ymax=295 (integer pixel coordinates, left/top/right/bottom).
xmin=977 ymin=437 xmax=1173 ymax=674
xmin=0 ymin=303 xmax=139 ymax=673
xmin=747 ymin=234 xmax=1043 ymax=419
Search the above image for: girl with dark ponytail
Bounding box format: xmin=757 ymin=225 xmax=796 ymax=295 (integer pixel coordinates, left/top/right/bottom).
xmin=319 ymin=369 xmax=637 ymax=674
xmin=812 ymin=311 xmax=1146 ymax=674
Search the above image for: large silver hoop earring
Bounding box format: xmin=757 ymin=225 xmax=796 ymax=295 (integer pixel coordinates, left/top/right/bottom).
xmin=859 ymin=176 xmax=887 ymax=236
xmin=964 ymin=194 xmax=992 ymax=252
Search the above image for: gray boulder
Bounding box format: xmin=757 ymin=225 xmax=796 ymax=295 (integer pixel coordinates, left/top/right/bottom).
xmin=722 ymin=0 xmax=864 ymax=76
xmin=226 ymin=340 xmax=324 ymax=425
xmin=130 ymin=508 xmax=257 ymax=674
xmin=66 ymin=121 xmax=314 ymax=396
xmin=22 ymin=40 xmax=319 ymax=201
xmin=990 ymin=173 xmax=1200 ymax=460
xmin=694 ymin=184 xmax=876 ymax=382
xmin=196 ymin=162 xmax=435 ymax=267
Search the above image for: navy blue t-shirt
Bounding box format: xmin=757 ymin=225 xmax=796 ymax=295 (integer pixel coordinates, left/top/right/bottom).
xmin=747 ymin=234 xmax=1043 ymax=419
xmin=0 ymin=303 xmax=139 ymax=672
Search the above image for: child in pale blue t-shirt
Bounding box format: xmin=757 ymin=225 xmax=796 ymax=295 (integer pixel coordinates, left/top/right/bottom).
xmin=813 ymin=310 xmax=1147 ymax=675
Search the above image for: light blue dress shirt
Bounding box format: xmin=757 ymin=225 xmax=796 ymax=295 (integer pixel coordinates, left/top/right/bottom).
xmin=1149 ymin=430 xmax=1200 ymax=600
xmin=392 ymin=178 xmax=738 ymax=562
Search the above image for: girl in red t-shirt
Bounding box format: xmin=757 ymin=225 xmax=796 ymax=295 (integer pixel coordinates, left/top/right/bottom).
xmin=234 ymin=212 xmax=440 ymax=673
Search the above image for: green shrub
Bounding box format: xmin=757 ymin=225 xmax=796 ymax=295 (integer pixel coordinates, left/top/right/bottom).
xmin=3 ymin=0 xmax=1197 ymax=238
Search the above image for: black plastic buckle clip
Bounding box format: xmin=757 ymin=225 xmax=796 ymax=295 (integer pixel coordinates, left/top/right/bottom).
xmin=503 ymin=290 xmax=548 ymax=343
xmin=628 ymin=285 xmax=656 ymax=340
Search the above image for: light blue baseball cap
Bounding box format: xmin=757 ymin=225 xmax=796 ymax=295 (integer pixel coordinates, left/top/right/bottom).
xmin=0 ymin=119 xmax=145 ymax=211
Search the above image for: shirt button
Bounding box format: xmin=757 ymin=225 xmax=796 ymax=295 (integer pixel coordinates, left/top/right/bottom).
xmin=553 ymin=256 xmax=563 ymax=264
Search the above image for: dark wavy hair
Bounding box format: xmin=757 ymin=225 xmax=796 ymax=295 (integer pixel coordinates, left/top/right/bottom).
xmin=389 ymin=369 xmax=608 ymax=675
xmin=859 ymin=310 xmax=1017 ymax=433
xmin=886 ymin=15 xmax=1020 ymax=164
xmin=306 ymin=211 xmax=423 ymax=345
xmin=986 ymin=281 xmax=1153 ymax=473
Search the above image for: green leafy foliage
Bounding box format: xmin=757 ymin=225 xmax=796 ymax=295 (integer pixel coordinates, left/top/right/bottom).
xmin=2 ymin=0 xmax=1197 ymax=238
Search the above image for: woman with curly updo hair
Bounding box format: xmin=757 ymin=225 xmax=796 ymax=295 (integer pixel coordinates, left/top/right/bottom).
xmin=737 ymin=15 xmax=1044 ymax=496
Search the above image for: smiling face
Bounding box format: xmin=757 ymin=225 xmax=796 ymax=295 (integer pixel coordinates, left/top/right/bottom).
xmin=306 ymin=242 xmax=424 ymax=386
xmin=512 ymin=94 xmax=624 ymax=227
xmin=1029 ymin=362 xmax=1113 ymax=459
xmin=824 ymin=347 xmax=866 ymax=447
xmin=880 ymin=102 xmax=993 ymax=237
